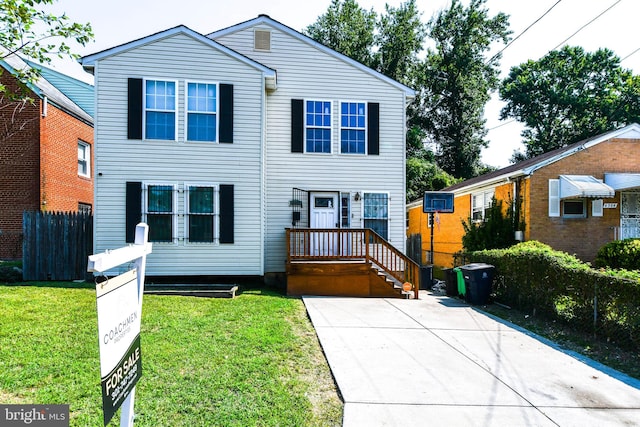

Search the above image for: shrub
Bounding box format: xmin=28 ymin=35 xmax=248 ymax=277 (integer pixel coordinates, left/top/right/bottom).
xmin=467 ymin=241 xmax=640 ymax=350
xmin=594 ymin=238 xmax=640 ymax=270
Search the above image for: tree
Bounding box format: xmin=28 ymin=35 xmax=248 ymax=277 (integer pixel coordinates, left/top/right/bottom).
xmin=0 ymin=0 xmax=93 ymax=98
xmin=373 ymin=0 xmax=426 ymax=85
xmin=413 ymin=0 xmax=510 ymax=179
xmin=304 ymin=0 xmax=376 ymax=67
xmin=500 ymin=46 xmax=640 ymax=159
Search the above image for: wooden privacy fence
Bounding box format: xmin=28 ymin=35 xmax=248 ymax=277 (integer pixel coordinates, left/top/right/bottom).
xmin=23 ymin=211 xmax=93 ymax=281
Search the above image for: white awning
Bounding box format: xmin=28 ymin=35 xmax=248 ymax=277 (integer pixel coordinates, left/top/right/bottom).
xmin=559 ymin=175 xmax=614 ymax=199
xmin=604 ymin=173 xmax=640 ymax=191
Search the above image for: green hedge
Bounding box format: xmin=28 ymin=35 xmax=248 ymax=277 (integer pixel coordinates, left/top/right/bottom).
xmin=594 ymin=238 xmax=640 ymax=270
xmin=466 ymin=241 xmax=640 ymax=351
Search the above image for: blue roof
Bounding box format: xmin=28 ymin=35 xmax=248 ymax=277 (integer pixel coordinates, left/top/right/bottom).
xmin=24 ymin=59 xmax=94 ymax=117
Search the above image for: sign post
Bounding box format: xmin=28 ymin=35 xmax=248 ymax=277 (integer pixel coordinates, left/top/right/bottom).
xmin=88 ymin=224 xmax=152 ymax=427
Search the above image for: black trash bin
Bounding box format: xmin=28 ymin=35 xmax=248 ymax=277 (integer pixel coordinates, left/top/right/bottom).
xmin=420 ymin=265 xmax=433 ymax=290
xmin=441 ymin=268 xmax=458 ymax=297
xmin=459 ymin=263 xmax=495 ymax=305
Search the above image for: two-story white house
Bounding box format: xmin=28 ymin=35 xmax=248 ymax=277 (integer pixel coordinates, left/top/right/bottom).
xmin=81 ymin=15 xmax=416 ymax=296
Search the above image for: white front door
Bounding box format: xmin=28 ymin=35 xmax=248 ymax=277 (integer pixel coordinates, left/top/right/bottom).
xmin=310 ymin=193 xmax=339 ymax=255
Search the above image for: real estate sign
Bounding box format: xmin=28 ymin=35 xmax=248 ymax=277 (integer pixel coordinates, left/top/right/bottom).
xmin=96 ymin=269 xmax=142 ymax=426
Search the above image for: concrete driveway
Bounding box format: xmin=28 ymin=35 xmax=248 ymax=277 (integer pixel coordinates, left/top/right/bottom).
xmin=303 ymin=294 xmax=640 ymax=427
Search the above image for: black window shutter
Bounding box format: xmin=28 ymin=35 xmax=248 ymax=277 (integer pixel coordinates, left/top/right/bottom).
xmin=367 ymin=102 xmax=380 ymax=155
xmin=219 ymin=84 xmax=234 ymax=143
xmin=128 ymin=78 xmax=143 ymax=140
xmin=219 ymin=184 xmax=234 ymax=243
xmin=291 ymin=99 xmax=303 ymax=153
xmin=125 ymin=181 xmax=142 ymax=243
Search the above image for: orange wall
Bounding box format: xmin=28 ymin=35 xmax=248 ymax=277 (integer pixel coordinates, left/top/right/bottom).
xmin=40 ymin=103 xmax=94 ymax=212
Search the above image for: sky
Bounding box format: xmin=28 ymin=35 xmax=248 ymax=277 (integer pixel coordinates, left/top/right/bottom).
xmin=41 ymin=0 xmax=640 ymax=168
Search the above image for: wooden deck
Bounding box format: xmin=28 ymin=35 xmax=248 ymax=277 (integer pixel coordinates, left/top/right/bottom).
xmin=285 ymin=228 xmax=420 ymax=299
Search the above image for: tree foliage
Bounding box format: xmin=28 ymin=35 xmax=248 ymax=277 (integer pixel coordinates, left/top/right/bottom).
xmin=413 ymin=0 xmax=510 ymax=179
xmin=500 ymin=46 xmax=640 ymax=159
xmin=462 ymin=195 xmax=524 ymax=252
xmin=304 ymin=0 xmax=376 ymax=67
xmin=0 ymin=0 xmax=93 ymax=97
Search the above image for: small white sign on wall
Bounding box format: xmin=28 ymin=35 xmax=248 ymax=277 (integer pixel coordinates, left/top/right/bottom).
xmin=604 ymin=203 xmax=618 ymax=209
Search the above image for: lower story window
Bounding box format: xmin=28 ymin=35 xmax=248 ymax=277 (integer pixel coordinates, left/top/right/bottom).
xmin=187 ymin=185 xmax=216 ymax=242
xmin=363 ymin=192 xmax=388 ymax=240
xmin=78 ymin=203 xmax=92 ymax=214
xmin=145 ymin=184 xmax=174 ymax=242
xmin=472 ymin=190 xmax=494 ymax=221
xmin=563 ymin=199 xmax=586 ymax=218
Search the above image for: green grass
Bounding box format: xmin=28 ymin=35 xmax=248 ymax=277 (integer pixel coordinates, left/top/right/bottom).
xmin=0 ymin=285 xmax=342 ymax=426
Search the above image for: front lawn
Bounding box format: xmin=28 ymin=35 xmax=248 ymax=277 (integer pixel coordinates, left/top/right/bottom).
xmin=0 ymin=285 xmax=342 ymax=426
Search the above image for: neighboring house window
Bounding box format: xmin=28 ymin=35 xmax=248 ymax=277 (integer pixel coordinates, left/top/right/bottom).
xmin=78 ymin=203 xmax=92 ymax=214
xmin=472 ymin=190 xmax=494 ymax=221
xmin=78 ymin=141 xmax=90 ymax=177
xmin=145 ymin=184 xmax=175 ymax=242
xmin=187 ymin=184 xmax=216 ymax=243
xmin=364 ymin=192 xmax=388 ymax=240
xmin=563 ymin=199 xmax=586 ymax=218
xmin=145 ymin=80 xmax=176 ymax=140
xmin=306 ymin=100 xmax=332 ymax=153
xmin=187 ymin=82 xmax=217 ymax=142
xmin=340 ymin=102 xmax=366 ymax=154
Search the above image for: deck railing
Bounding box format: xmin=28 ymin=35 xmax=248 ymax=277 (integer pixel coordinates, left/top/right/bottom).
xmin=286 ymin=228 xmax=420 ymax=298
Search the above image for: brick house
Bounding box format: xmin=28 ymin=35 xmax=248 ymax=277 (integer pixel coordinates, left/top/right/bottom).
xmin=407 ymin=124 xmax=640 ymax=267
xmin=0 ymin=55 xmax=94 ymax=260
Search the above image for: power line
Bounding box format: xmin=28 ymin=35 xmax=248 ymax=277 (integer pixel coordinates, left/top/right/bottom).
xmin=621 ymin=46 xmax=640 ymax=62
xmin=487 ymin=119 xmax=516 ymax=132
xmin=488 ymin=0 xmax=563 ymax=64
xmin=550 ymin=0 xmax=622 ymax=51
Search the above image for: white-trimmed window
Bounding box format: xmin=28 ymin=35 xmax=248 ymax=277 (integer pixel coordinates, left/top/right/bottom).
xmin=305 ymin=100 xmax=332 ymax=153
xmin=144 ymin=183 xmax=176 ymax=242
xmin=187 ymin=82 xmax=217 ymax=142
xmin=144 ymin=79 xmax=176 ymax=140
xmin=340 ymin=101 xmax=366 ymax=154
xmin=363 ymin=192 xmax=389 ymax=239
xmin=186 ymin=184 xmax=217 ymax=243
xmin=563 ymin=199 xmax=586 ymax=218
xmin=472 ymin=190 xmax=494 ymax=221
xmin=78 ymin=141 xmax=90 ymax=177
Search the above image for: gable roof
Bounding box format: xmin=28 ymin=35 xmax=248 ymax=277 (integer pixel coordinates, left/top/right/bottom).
xmin=23 ymin=59 xmax=94 ymax=117
xmin=208 ymin=15 xmax=415 ymax=99
xmin=441 ymin=123 xmax=640 ymax=196
xmin=81 ymin=25 xmax=277 ymax=90
xmin=1 ymin=55 xmax=93 ymax=124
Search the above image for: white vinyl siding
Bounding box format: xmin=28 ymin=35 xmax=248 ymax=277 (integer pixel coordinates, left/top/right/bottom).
xmin=92 ymin=32 xmax=265 ymax=275
xmin=549 ymin=179 xmax=560 ymax=217
xmin=214 ymin=24 xmax=408 ymax=273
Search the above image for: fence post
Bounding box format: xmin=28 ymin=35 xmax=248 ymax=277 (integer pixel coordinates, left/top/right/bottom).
xmin=593 ymin=282 xmax=598 ymax=339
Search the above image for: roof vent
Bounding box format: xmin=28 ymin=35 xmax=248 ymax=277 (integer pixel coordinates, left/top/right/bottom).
xmin=254 ymin=30 xmax=271 ymax=51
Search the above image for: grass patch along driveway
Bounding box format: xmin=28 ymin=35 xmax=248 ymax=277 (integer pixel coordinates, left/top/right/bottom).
xmin=0 ymin=285 xmax=342 ymax=426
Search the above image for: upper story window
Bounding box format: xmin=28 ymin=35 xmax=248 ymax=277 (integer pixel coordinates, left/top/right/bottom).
xmin=187 ymin=82 xmax=217 ymax=142
xmin=145 ymin=80 xmax=176 ymax=140
xmin=340 ymin=102 xmax=366 ymax=154
xmin=306 ymin=100 xmax=332 ymax=153
xmin=78 ymin=141 xmax=90 ymax=177
xmin=472 ymin=190 xmax=494 ymax=221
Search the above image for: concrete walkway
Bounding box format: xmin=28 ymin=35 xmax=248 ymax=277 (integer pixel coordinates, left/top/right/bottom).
xmin=303 ymin=294 xmax=640 ymax=427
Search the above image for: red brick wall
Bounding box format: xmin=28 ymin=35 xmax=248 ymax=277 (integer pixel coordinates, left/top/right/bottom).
xmin=40 ymin=103 xmax=93 ymax=212
xmin=0 ymin=70 xmax=94 ymax=259
xmin=0 ymin=73 xmax=41 ymax=259
xmin=529 ymin=138 xmax=637 ymax=261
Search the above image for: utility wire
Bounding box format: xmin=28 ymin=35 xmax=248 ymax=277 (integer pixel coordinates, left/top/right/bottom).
xmin=488 ymin=0 xmax=563 ymax=64
xmin=487 ymin=119 xmax=516 ymax=132
xmin=621 ymin=46 xmax=640 ymax=62
xmin=550 ymin=0 xmax=622 ymax=51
